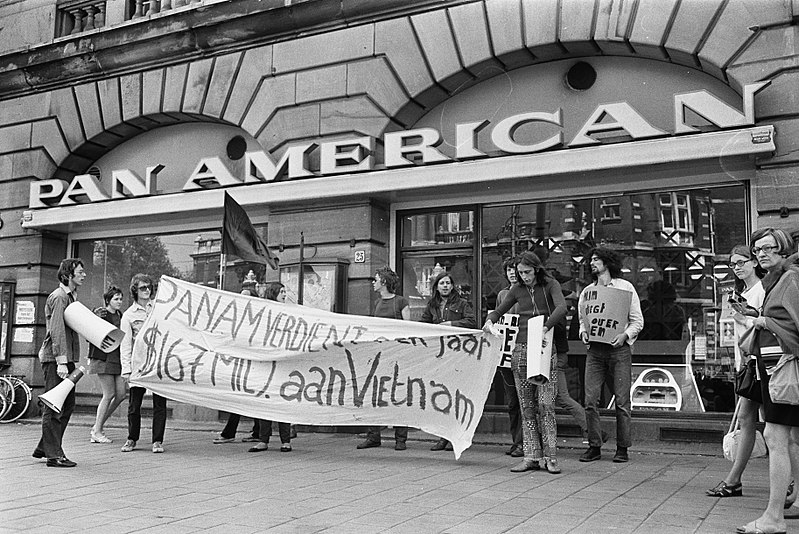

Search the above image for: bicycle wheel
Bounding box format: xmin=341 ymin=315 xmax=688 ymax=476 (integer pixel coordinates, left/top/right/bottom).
xmin=0 ymin=377 xmax=30 ymax=423
xmin=0 ymin=376 xmax=14 ymax=420
xmin=0 ymin=385 xmax=7 ymax=420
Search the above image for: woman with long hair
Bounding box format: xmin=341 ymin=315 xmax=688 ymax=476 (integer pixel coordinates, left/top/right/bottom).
xmin=737 ymin=228 xmax=799 ymax=534
xmin=421 ymin=271 xmax=476 ymax=451
xmin=707 ymin=245 xmax=765 ymax=497
xmin=89 ymin=286 xmax=126 ymax=443
xmin=483 ymin=251 xmax=568 ymax=474
xmin=249 ymin=282 xmax=294 ymax=453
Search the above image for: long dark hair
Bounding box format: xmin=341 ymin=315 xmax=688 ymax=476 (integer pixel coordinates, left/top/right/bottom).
xmin=428 ymin=272 xmax=457 ymax=306
xmin=514 ymin=251 xmax=550 ymax=287
xmin=129 ymin=273 xmax=154 ymax=303
xmin=57 ymin=258 xmax=84 ymax=285
xmin=264 ymin=282 xmax=285 ymax=302
xmin=729 ymin=244 xmax=766 ymax=292
xmin=588 ymin=247 xmax=623 ymax=281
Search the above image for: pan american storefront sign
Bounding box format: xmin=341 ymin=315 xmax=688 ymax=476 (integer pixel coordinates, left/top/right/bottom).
xmin=29 ymin=83 xmax=768 ymax=210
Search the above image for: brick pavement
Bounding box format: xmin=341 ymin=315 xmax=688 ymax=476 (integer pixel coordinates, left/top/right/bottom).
xmin=0 ymin=417 xmax=781 ymax=533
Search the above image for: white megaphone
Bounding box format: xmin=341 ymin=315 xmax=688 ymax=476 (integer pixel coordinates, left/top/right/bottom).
xmin=39 ymin=365 xmax=87 ymax=414
xmin=64 ymin=302 xmax=125 ymax=354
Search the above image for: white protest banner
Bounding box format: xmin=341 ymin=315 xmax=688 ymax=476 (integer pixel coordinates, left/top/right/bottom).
xmin=526 ymin=315 xmax=554 ymax=381
xmin=581 ymin=285 xmax=632 ymax=344
xmin=494 ymin=313 xmax=519 ymax=369
xmin=131 ymin=276 xmax=503 ymax=459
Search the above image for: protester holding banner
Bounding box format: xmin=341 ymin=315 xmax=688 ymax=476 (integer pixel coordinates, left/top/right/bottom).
xmin=736 ymin=228 xmax=799 ymax=534
xmin=496 ymin=257 xmax=524 ymax=458
xmin=248 ymin=282 xmax=294 ymax=453
xmin=88 ymin=286 xmax=126 ymax=444
xmin=33 ymin=258 xmax=86 ymax=468
xmin=484 ymin=251 xmax=567 ymax=474
xmin=707 ymin=245 xmax=765 ymax=498
xmin=578 ymin=248 xmax=643 ymax=464
xmin=357 ymin=266 xmax=412 ymax=451
xmin=120 ymin=274 xmax=167 ymax=454
xmin=421 ymin=272 xmax=476 ymax=451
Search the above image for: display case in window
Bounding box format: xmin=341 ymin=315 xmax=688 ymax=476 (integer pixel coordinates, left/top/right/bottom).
xmin=631 ymin=367 xmax=683 ymax=411
xmin=280 ymin=259 xmax=349 ymax=313
xmin=0 ymin=282 xmax=14 ymax=365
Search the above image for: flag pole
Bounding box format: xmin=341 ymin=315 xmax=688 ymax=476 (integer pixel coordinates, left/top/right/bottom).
xmin=298 ymin=232 xmax=304 ymax=305
xmin=218 ymin=253 xmax=226 ymax=290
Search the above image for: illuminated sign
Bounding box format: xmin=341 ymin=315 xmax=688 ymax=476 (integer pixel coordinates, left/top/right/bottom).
xmin=29 ymin=83 xmax=768 ymax=209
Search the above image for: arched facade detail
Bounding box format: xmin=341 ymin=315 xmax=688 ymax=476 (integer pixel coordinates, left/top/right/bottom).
xmin=7 ymin=0 xmax=793 ymax=181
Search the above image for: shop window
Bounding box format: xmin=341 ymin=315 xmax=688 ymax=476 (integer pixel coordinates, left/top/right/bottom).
xmin=480 ymin=184 xmax=748 ymax=413
xmin=73 ymin=228 xmax=271 ymax=308
xmin=402 ymin=210 xmax=474 ymax=247
xmin=398 ymin=208 xmax=476 ymax=321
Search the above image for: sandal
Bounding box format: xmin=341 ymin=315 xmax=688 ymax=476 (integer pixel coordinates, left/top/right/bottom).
xmin=90 ymin=430 xmax=112 ymax=444
xmin=280 ymin=444 xmax=292 ymax=452
xmin=736 ymin=519 xmax=786 ymax=534
xmin=706 ymin=480 xmax=742 ymax=497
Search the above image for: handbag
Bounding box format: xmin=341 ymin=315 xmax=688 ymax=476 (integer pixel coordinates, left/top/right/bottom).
xmin=768 ymin=353 xmax=799 ymax=406
xmin=723 ymin=399 xmax=767 ymax=462
xmin=735 ymin=359 xmax=761 ymax=403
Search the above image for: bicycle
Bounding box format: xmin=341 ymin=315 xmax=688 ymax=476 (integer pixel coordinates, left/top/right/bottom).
xmin=0 ymin=375 xmax=32 ymax=423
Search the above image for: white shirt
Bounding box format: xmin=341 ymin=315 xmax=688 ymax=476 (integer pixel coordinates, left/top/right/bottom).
xmin=120 ymin=300 xmax=153 ymax=375
xmin=578 ymin=277 xmax=644 ymax=346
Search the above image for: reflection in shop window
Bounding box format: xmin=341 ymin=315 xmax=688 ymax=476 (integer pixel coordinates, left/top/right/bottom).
xmin=480 ymin=184 xmax=748 ymax=413
xmin=402 ymin=210 xmax=474 ymax=246
xmin=74 ymin=229 xmax=271 ymax=308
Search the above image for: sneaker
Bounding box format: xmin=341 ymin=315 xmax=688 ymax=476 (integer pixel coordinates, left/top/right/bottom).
xmin=121 ymin=439 xmax=136 ymax=453
xmin=213 ymin=436 xmax=236 ymax=444
xmin=395 ymin=441 xmax=407 ymax=451
xmin=579 ymin=446 xmax=601 ymax=462
xmin=152 ymin=441 xmax=164 ymax=453
xmin=356 ymin=439 xmax=381 ymax=449
xmin=612 ymin=447 xmax=628 ymax=463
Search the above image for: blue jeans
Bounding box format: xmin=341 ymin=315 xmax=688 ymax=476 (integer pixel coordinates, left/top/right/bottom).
xmin=584 ymin=343 xmax=632 ymax=448
xmin=37 ymin=361 xmax=76 ymax=459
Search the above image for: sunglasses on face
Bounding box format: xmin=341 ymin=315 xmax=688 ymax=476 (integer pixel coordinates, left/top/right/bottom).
xmin=137 ymin=285 xmax=152 ymax=291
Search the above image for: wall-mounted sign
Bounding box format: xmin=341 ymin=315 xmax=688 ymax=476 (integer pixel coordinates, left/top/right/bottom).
xmin=15 ymin=300 xmax=35 ymax=324
xmin=13 ymin=327 xmax=34 ymax=343
xmin=28 ymin=83 xmax=769 ymax=209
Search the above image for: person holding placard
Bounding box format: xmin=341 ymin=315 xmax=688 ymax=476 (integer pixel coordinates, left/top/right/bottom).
xmin=421 ymin=272 xmax=476 ymax=451
xmin=484 ymin=252 xmax=567 ymax=474
xmin=578 ymin=248 xmax=643 ymax=464
xmin=120 ymin=274 xmax=167 ymax=454
xmin=497 ymin=257 xmax=524 ymax=458
xmin=33 ymin=258 xmax=86 ymax=468
xmin=88 ymin=285 xmax=126 ymax=444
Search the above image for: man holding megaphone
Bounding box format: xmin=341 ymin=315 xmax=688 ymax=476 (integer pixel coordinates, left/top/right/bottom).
xmin=32 ymin=258 xmax=86 ymax=468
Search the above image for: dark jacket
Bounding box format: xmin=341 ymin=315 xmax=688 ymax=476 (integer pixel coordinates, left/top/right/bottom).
xmin=420 ymin=272 xmax=476 ymax=328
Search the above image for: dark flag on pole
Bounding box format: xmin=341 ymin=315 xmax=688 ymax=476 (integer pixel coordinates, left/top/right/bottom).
xmin=222 ymin=192 xmax=279 ymax=269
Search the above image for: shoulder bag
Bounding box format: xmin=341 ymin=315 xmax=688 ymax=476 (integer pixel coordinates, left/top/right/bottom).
xmin=723 ymin=398 xmax=767 ymax=462
xmin=735 ymin=359 xmax=761 ymax=403
xmin=768 ymin=353 xmax=799 ymax=406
